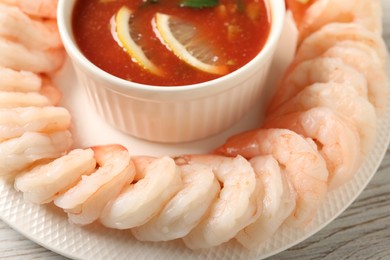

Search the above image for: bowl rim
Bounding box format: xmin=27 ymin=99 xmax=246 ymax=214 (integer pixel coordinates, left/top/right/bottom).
xmin=57 ymin=0 xmax=286 ymax=94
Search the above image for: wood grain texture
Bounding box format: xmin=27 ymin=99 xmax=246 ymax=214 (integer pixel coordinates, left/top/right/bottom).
xmin=1 ymin=1 xmax=390 ymax=259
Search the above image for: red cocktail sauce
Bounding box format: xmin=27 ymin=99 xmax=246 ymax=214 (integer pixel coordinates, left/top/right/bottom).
xmin=72 ymin=0 xmax=271 ymax=86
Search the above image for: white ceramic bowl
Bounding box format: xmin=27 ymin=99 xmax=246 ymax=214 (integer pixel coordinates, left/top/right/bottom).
xmin=57 ymin=0 xmax=285 ymax=143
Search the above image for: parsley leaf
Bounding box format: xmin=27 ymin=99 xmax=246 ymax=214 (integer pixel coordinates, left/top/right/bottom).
xmin=180 ymin=0 xmax=219 ymax=9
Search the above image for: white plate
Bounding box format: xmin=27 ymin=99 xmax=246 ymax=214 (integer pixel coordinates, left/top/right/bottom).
xmin=1 ymin=14 xmax=390 ymax=260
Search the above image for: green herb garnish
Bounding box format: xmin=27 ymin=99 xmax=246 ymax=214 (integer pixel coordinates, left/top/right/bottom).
xmin=236 ymin=0 xmax=244 ymax=12
xmin=180 ymin=0 xmax=219 ymax=9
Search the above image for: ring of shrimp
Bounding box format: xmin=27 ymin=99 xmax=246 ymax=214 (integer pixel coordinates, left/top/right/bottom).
xmin=0 ymin=0 xmax=387 ymax=252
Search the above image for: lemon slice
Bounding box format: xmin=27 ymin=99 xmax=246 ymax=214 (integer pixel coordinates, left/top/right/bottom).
xmin=115 ymin=6 xmax=162 ymax=76
xmin=154 ymin=13 xmax=228 ymax=75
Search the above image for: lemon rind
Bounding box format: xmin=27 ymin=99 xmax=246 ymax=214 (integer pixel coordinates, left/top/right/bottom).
xmin=116 ymin=7 xmax=163 ymax=76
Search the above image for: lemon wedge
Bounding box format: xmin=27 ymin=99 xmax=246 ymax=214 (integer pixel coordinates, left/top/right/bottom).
xmin=115 ymin=6 xmax=162 ymax=76
xmin=154 ymin=13 xmax=228 ymax=75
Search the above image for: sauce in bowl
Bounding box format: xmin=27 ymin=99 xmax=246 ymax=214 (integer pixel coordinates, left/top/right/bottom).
xmin=72 ymin=0 xmax=271 ymax=86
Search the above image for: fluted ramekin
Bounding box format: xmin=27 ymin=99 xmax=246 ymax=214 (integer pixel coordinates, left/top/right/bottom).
xmin=57 ymin=0 xmax=285 ymax=143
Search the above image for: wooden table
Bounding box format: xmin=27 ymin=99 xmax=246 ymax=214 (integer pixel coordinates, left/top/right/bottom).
xmin=1 ymin=1 xmax=390 ymax=259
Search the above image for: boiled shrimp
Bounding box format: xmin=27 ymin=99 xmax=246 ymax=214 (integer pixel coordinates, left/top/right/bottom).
xmin=132 ymin=163 xmax=220 ymax=242
xmin=0 ymin=106 xmax=71 ymax=142
xmin=294 ymin=23 xmax=388 ymax=67
xmin=176 ymin=155 xmax=262 ymax=249
xmin=264 ymin=107 xmax=361 ymax=190
xmin=14 ymin=148 xmax=96 ymax=204
xmin=0 ymin=91 xmax=52 ymax=108
xmin=131 ymin=156 xmax=157 ymax=181
xmin=0 ymin=130 xmax=72 ymax=176
xmin=216 ymin=128 xmax=328 ymax=227
xmin=0 ymin=38 xmax=65 ymax=73
xmin=322 ymin=41 xmax=389 ymax=114
xmin=0 ymin=4 xmax=62 ymax=50
xmin=267 ymin=56 xmax=368 ymax=112
xmin=268 ymin=82 xmax=377 ymax=155
xmin=0 ymin=0 xmax=58 ymax=19
xmin=285 ymin=0 xmax=314 ymax=27
xmin=100 ymin=156 xmax=182 ymax=229
xmin=236 ymin=155 xmax=296 ymax=249
xmin=297 ymin=0 xmax=382 ymax=44
xmin=39 ymin=76 xmax=62 ymax=105
xmin=54 ymin=145 xmax=135 ymax=225
xmin=0 ymin=67 xmax=41 ymax=92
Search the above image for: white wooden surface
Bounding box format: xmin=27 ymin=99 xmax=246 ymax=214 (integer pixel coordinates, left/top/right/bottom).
xmin=1 ymin=1 xmax=390 ymax=259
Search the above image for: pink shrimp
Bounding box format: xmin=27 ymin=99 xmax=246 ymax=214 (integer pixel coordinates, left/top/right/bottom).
xmin=267 ymin=56 xmax=368 ymax=112
xmin=321 ymin=41 xmax=389 ymax=114
xmin=14 ymin=148 xmax=96 ymax=204
xmin=0 ymin=106 xmax=71 ymax=142
xmin=0 ymin=130 xmax=72 ymax=176
xmin=264 ymin=107 xmax=361 ymax=190
xmin=0 ymin=3 xmax=62 ymax=50
xmin=0 ymin=67 xmax=42 ymax=92
xmin=176 ymin=154 xmax=262 ymax=249
xmin=216 ymin=128 xmax=329 ymax=227
xmin=294 ymin=23 xmax=388 ymax=67
xmin=132 ymin=163 xmax=220 ymax=242
xmin=39 ymin=76 xmax=62 ymax=105
xmin=0 ymin=0 xmax=58 ymax=19
xmin=236 ymin=155 xmax=296 ymax=249
xmin=100 ymin=156 xmax=182 ymax=229
xmin=0 ymin=38 xmax=65 ymax=73
xmin=0 ymin=91 xmax=52 ymax=108
xmin=54 ymin=144 xmax=135 ymax=225
xmin=297 ymin=0 xmax=382 ymax=44
xmin=268 ymin=82 xmax=377 ymax=155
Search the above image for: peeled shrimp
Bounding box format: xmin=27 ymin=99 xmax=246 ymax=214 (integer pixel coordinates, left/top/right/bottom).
xmin=100 ymin=156 xmax=182 ymax=229
xmin=216 ymin=128 xmax=328 ymax=227
xmin=131 ymin=156 xmax=157 ymax=181
xmin=132 ymin=163 xmax=220 ymax=242
xmin=294 ymin=23 xmax=388 ymax=67
xmin=54 ymin=145 xmax=135 ymax=225
xmin=14 ymin=149 xmax=96 ymax=204
xmin=39 ymin=76 xmax=62 ymax=105
xmin=0 ymin=91 xmax=52 ymax=108
xmin=285 ymin=0 xmax=313 ymax=27
xmin=176 ymin=155 xmax=262 ymax=249
xmin=269 ymin=82 xmax=377 ymax=155
xmin=322 ymin=41 xmax=389 ymax=114
xmin=267 ymin=56 xmax=368 ymax=111
xmin=0 ymin=38 xmax=65 ymax=73
xmin=0 ymin=4 xmax=62 ymax=50
xmin=265 ymin=108 xmax=361 ymax=190
xmin=0 ymin=106 xmax=71 ymax=142
xmin=236 ymin=156 xmax=296 ymax=249
xmin=297 ymin=0 xmax=382 ymax=44
xmin=0 ymin=130 xmax=72 ymax=176
xmin=0 ymin=0 xmax=58 ymax=19
xmin=0 ymin=67 xmax=41 ymax=92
